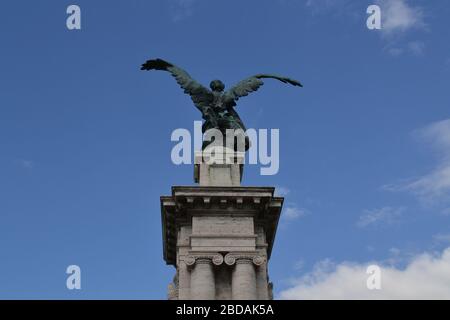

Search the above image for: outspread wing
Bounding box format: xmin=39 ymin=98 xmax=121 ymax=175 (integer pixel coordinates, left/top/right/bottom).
xmin=224 ymin=74 xmax=302 ymax=104
xmin=141 ymin=58 xmax=213 ymax=111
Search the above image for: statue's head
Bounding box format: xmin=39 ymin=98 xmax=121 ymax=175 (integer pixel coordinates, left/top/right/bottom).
xmin=210 ymin=80 xmax=225 ymax=92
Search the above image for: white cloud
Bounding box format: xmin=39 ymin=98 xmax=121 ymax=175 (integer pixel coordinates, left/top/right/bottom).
xmin=305 ymin=0 xmax=425 ymax=35
xmin=404 ymin=166 xmax=450 ymax=204
xmin=384 ymin=247 xmax=408 ymax=266
xmin=376 ymin=0 xmax=426 ymax=56
xmin=377 ymin=0 xmax=425 ymax=35
xmin=356 ymin=206 xmax=405 ymax=228
xmin=418 ymin=119 xmax=450 ymax=153
xmin=385 ymin=119 xmax=450 ymax=207
xmin=279 ymin=247 xmax=450 ymax=299
xmin=284 ymin=205 xmax=308 ymax=220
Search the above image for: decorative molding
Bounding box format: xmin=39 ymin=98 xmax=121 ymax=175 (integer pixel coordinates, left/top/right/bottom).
xmin=184 ymin=253 xmax=224 ymax=267
xmin=161 ymin=186 xmax=283 ymax=266
xmin=235 ymin=258 xmax=254 ymax=265
xmin=185 ymin=255 xmax=196 ymax=266
xmin=224 ymin=253 xmax=266 ymax=267
xmin=185 ymin=252 xmax=265 ymax=268
xmin=212 ymin=254 xmax=224 ymax=266
xmin=252 ymin=255 xmax=265 ymax=266
xmin=196 ymin=258 xmax=212 ymax=265
xmin=224 ymin=253 xmax=236 ymax=266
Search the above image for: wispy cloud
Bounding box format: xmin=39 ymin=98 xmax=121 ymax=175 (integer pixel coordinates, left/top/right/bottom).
xmin=305 ymin=0 xmax=425 ymax=32
xmin=433 ymin=233 xmax=450 ymax=244
xmin=169 ymin=0 xmax=198 ymax=22
xmin=294 ymin=259 xmax=305 ymax=271
xmin=275 ymin=186 xmax=310 ymax=223
xmin=15 ymin=159 xmax=34 ymax=169
xmin=284 ymin=205 xmax=309 ymax=220
xmin=356 ymin=206 xmax=405 ymax=228
xmin=305 ymin=0 xmax=351 ymax=12
xmin=275 ymin=186 xmax=290 ymax=197
xmin=386 ymin=43 xmax=425 ymax=56
xmin=305 ymin=0 xmax=426 ymax=56
xmin=408 ymin=40 xmax=425 ymax=56
xmin=388 ymin=40 xmax=426 ymax=57
xmin=384 ymin=119 xmax=450 ymax=210
xmin=387 ymin=47 xmax=403 ymax=56
xmin=279 ymin=247 xmax=450 ymax=299
xmin=304 ymin=0 xmax=359 ymax=19
xmin=375 ymin=0 xmax=427 ymax=56
xmin=377 ymin=0 xmax=425 ymax=35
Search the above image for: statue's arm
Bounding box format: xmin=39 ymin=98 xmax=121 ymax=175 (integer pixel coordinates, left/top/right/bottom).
xmin=141 ymin=58 xmax=213 ymax=111
xmin=224 ymin=74 xmax=302 ymax=104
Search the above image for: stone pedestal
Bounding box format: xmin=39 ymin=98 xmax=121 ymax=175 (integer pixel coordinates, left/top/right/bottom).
xmin=161 ymin=148 xmax=283 ymax=300
xmin=194 ymin=147 xmax=244 ymax=186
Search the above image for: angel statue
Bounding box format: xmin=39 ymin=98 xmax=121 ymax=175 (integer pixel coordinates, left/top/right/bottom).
xmin=141 ymin=58 xmax=302 ymax=151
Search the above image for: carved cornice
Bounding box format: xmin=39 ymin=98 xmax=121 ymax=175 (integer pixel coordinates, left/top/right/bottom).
xmin=161 ymin=186 xmax=283 ymax=266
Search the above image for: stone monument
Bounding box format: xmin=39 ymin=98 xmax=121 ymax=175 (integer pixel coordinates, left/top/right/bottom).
xmin=161 ymin=147 xmax=283 ymax=300
xmin=141 ymin=58 xmax=301 ymax=300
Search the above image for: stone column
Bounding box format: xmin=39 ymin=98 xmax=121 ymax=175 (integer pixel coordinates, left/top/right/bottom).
xmin=231 ymin=258 xmax=257 ymax=300
xmin=256 ymin=262 xmax=269 ymax=300
xmin=177 ymin=261 xmax=190 ymax=300
xmin=190 ymin=258 xmax=215 ymax=300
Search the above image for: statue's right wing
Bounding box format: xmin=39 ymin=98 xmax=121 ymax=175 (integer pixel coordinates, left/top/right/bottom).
xmin=141 ymin=58 xmax=213 ymax=111
xmin=224 ymin=74 xmax=302 ymax=106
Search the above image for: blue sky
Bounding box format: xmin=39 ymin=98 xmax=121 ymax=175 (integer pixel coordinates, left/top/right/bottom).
xmin=1 ymin=0 xmax=450 ymax=299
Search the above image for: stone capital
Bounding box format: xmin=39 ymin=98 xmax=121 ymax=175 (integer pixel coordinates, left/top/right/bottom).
xmin=224 ymin=253 xmax=266 ymax=267
xmin=184 ymin=253 xmax=224 ymax=267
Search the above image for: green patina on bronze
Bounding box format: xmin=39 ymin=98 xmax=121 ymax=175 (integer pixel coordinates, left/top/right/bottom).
xmin=141 ymin=58 xmax=302 ymax=150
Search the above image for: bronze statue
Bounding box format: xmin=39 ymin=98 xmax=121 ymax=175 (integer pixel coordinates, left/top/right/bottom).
xmin=141 ymin=58 xmax=302 ymax=150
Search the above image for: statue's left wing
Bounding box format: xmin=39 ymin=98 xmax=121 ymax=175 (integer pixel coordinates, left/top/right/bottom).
xmin=141 ymin=58 xmax=213 ymax=111
xmin=224 ymin=74 xmax=302 ymax=105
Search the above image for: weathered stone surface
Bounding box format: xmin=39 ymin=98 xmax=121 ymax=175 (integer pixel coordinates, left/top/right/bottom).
xmin=231 ymin=259 xmax=257 ymax=300
xmin=190 ymin=236 xmax=256 ymax=252
xmin=160 ymin=152 xmax=283 ymax=300
xmin=194 ymin=149 xmax=244 ymax=186
xmin=190 ymin=259 xmax=215 ymax=300
xmin=193 ymin=216 xmax=254 ymax=235
xmin=215 ymin=266 xmax=232 ymax=299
